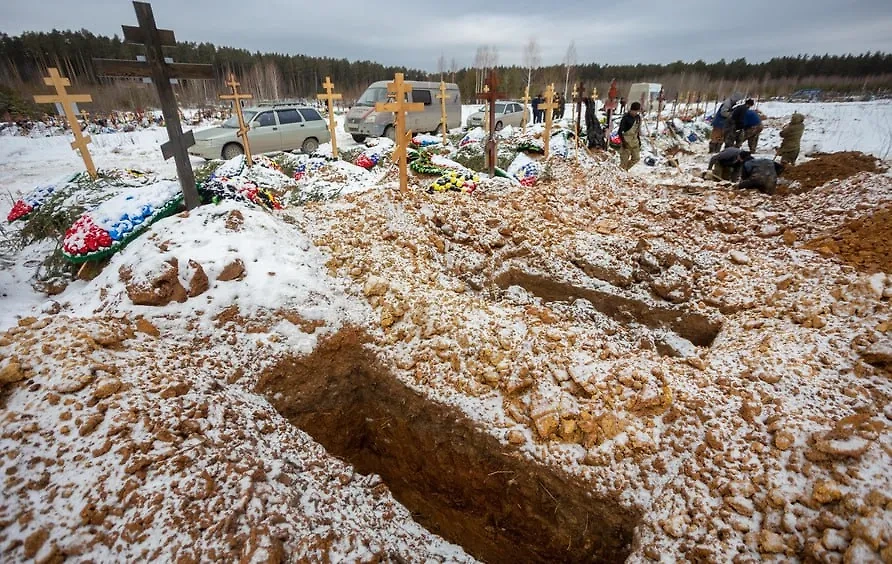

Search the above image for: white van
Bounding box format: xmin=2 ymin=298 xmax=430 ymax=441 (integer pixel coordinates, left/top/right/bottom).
xmin=344 ymin=80 xmax=462 ymax=142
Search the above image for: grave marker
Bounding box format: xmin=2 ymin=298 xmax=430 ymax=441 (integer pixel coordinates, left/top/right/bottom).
xmin=374 ymin=73 xmax=424 ymax=192
xmin=436 ymin=80 xmax=449 ymax=145
xmin=316 ymin=76 xmax=343 ymax=158
xmin=605 ymin=79 xmax=618 ymax=137
xmin=219 ymin=73 xmax=254 ymax=166
xmin=94 ymin=1 xmax=215 ymax=210
xmin=539 ymin=83 xmax=559 ymax=159
xmin=574 ymin=82 xmax=585 ymax=136
xmin=475 ymin=70 xmax=506 ymax=176
xmin=33 ymin=68 xmax=98 ymax=179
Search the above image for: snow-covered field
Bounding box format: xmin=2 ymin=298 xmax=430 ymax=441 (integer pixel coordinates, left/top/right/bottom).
xmin=1 ymin=101 xmax=890 ymax=563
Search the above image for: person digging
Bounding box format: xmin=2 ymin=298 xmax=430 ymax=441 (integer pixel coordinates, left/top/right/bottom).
xmin=705 ymin=147 xmax=751 ymax=182
xmin=739 ymin=158 xmax=785 ymax=195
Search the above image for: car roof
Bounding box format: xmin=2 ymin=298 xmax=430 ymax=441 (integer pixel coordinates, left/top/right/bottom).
xmin=243 ymin=105 xmax=318 ymax=112
xmin=367 ymin=80 xmax=459 ymax=89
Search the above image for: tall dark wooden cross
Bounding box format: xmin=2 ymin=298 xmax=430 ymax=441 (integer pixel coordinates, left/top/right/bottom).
xmin=574 ymin=82 xmax=585 ymax=136
xmin=93 ymin=1 xmax=214 ymax=209
xmin=475 ymin=70 xmax=505 ymax=176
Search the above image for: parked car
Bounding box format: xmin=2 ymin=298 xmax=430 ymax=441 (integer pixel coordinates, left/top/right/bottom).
xmin=465 ymin=101 xmax=528 ymax=130
xmin=190 ymin=102 xmax=331 ymax=160
xmin=344 ymin=80 xmax=461 ymax=142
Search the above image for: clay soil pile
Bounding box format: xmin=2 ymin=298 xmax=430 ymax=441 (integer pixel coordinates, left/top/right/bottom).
xmin=2 ymin=156 xmax=891 ymax=563
xmin=782 ymin=151 xmax=885 ymax=193
xmin=807 ymin=206 xmax=892 ymax=274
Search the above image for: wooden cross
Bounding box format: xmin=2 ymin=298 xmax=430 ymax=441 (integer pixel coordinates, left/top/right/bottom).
xmin=539 ymin=83 xmax=559 ymax=159
xmin=79 ymin=109 xmax=91 ymax=123
xmin=475 ymin=70 xmax=506 ymax=175
xmin=481 ymin=85 xmax=491 ymax=134
xmin=521 ymin=85 xmax=531 ymax=132
xmin=574 ymin=82 xmax=585 ymax=136
xmin=93 ymin=1 xmax=214 ymax=210
xmin=219 ymin=73 xmax=254 ymax=166
xmin=657 ymin=87 xmax=665 ymax=129
xmin=436 ymin=80 xmax=449 ymax=145
xmin=374 ymin=72 xmax=424 ymax=192
xmin=33 ymin=68 xmax=97 ymax=179
xmin=316 ymin=76 xmax=342 ymax=158
xmin=605 ymin=79 xmax=618 ymax=136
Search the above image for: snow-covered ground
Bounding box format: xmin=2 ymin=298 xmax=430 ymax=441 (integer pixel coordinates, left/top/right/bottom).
xmin=759 ymin=100 xmax=892 ymax=160
xmin=1 ymin=96 xmax=890 ymax=562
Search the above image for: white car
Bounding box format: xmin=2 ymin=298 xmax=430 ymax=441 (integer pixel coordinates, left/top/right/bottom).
xmin=190 ymin=103 xmax=331 ymax=160
xmin=466 ymin=101 xmax=528 ymax=130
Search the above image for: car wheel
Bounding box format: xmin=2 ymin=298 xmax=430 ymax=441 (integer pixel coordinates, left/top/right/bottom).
xmin=384 ymin=126 xmax=395 ymax=141
xmin=301 ymin=138 xmax=319 ymax=153
xmin=495 ymin=121 xmax=503 ymax=131
xmin=351 ymin=134 xmax=367 ymax=142
xmin=222 ymin=143 xmax=244 ymax=160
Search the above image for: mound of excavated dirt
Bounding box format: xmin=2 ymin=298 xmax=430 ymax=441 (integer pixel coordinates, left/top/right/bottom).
xmin=806 ymin=206 xmax=892 ymax=273
xmin=781 ymin=151 xmax=885 ymax=193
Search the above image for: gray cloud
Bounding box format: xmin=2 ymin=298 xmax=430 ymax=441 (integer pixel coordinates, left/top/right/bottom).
xmin=5 ymin=0 xmax=892 ymax=70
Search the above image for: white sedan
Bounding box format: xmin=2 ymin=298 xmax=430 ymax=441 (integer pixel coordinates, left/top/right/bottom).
xmin=466 ymin=101 xmax=529 ymax=131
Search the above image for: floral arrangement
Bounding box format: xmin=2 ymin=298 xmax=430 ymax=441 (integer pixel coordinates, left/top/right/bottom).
xmin=514 ymin=162 xmax=541 ymax=187
xmin=62 ymin=181 xmax=182 ymax=263
xmin=429 ymin=170 xmax=480 ymax=194
xmin=411 ymin=134 xmax=443 ymax=147
xmin=515 ymin=139 xmax=545 ymax=154
xmin=199 ymin=157 xmax=283 ymax=211
xmin=7 ymin=183 xmax=60 ymax=222
xmin=7 ymin=169 xmax=153 ymax=223
xmin=293 ymin=158 xmax=328 ymax=180
xmin=354 ymin=143 xmax=393 ymax=170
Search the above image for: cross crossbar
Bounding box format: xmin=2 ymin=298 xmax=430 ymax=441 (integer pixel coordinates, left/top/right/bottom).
xmin=94 ymin=59 xmax=214 ymax=80
xmin=95 ymin=1 xmax=217 ymax=209
xmin=122 ymin=24 xmax=176 ymax=46
xmin=33 ymin=68 xmax=97 ymax=178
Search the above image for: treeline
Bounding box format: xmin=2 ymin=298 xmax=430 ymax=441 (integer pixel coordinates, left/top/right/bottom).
xmin=0 ymin=29 xmax=428 ymax=113
xmin=1 ymin=29 xmax=891 ymax=116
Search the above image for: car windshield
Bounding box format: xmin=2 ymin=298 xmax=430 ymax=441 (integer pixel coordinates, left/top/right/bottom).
xmin=356 ymin=87 xmax=388 ymax=106
xmin=222 ymin=111 xmax=256 ymax=127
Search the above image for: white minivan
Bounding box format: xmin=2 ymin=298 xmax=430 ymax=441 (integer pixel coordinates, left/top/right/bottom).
xmin=344 ymin=80 xmax=462 ymax=142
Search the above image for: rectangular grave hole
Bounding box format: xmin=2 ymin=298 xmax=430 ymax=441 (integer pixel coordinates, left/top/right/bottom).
xmin=257 ymin=329 xmax=640 ymax=564
xmin=493 ymin=269 xmax=722 ymax=348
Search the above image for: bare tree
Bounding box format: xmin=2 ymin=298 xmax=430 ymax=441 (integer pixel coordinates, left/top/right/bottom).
xmin=449 ymin=58 xmax=458 ymax=83
xmin=474 ymin=46 xmax=485 ymax=94
xmin=437 ymin=54 xmax=446 ymax=81
xmin=523 ymin=38 xmax=541 ymax=93
xmin=563 ymin=40 xmax=577 ymax=98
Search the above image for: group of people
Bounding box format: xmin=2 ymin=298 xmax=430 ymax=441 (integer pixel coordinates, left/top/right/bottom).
xmin=699 ymin=93 xmax=807 ymax=194
xmin=530 ymin=92 xmax=565 ymax=123
xmin=709 ymin=94 xmax=805 ymax=166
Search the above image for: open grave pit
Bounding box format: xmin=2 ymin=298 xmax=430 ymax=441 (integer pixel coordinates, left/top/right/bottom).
xmin=257 ymin=328 xmax=641 ymax=564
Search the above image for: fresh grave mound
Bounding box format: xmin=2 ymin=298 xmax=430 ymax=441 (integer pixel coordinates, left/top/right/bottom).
xmin=805 ymin=206 xmax=892 ymax=274
xmin=781 ymin=151 xmax=885 ymax=193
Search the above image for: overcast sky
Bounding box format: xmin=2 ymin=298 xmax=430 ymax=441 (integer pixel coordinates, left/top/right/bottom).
xmin=5 ymin=0 xmax=892 ymax=71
